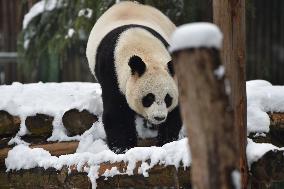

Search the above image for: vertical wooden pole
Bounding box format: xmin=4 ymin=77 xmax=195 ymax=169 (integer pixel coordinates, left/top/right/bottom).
xmin=213 ymin=0 xmax=248 ymax=188
xmin=172 ymin=47 xmax=239 ymax=189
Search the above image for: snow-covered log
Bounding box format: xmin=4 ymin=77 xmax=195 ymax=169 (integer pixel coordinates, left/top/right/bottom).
xmin=0 ymin=165 xmax=191 ymax=188
xmin=170 ymin=23 xmax=239 ymax=189
xmin=1 ymin=148 xmax=284 ymax=188
xmin=0 ymin=109 xmax=97 ymax=138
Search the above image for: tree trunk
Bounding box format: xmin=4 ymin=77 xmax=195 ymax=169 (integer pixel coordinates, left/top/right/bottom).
xmin=213 ymin=0 xmax=248 ymax=188
xmin=172 ymin=48 xmax=239 ymax=189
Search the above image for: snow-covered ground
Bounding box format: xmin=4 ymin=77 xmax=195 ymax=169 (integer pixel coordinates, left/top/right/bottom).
xmin=1 ymin=80 xmax=284 ymax=188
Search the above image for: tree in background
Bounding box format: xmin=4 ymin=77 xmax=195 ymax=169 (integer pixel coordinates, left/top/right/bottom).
xmin=18 ymin=0 xmax=211 ymax=82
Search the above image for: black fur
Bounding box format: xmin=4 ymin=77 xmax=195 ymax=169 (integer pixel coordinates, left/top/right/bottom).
xmin=129 ymin=55 xmax=146 ymax=76
xmin=95 ymin=24 xmax=182 ymax=153
xmin=167 ymin=61 xmax=175 ymax=76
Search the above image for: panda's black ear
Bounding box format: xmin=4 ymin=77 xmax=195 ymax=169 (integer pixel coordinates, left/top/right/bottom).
xmin=167 ymin=60 xmax=175 ymax=77
xmin=128 ymin=55 xmax=146 ymax=77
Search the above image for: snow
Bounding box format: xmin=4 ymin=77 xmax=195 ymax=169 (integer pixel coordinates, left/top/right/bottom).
xmin=23 ymin=0 xmax=63 ymax=30
xmin=168 ymin=22 xmax=223 ymax=53
xmin=0 ymin=82 xmax=103 ymax=141
xmin=214 ymin=65 xmax=225 ymax=80
xmin=65 ymin=28 xmax=75 ymax=39
xmin=78 ymin=8 xmax=93 ymax=19
xmin=231 ymin=170 xmax=241 ymax=189
xmin=246 ymin=139 xmax=284 ymax=167
xmin=246 ymin=80 xmax=284 ymax=134
xmin=5 ymin=138 xmax=191 ymax=188
xmin=3 ymin=80 xmax=284 ymax=188
xmin=135 ymin=116 xmax=158 ymax=139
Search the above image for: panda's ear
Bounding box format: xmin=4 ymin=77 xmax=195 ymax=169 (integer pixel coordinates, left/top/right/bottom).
xmin=167 ymin=60 xmax=175 ymax=77
xmin=128 ymin=55 xmax=146 ymax=77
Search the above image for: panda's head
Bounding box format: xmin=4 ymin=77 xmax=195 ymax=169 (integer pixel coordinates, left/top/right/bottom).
xmin=115 ymin=27 xmax=178 ymax=125
xmin=125 ymin=56 xmax=178 ymax=125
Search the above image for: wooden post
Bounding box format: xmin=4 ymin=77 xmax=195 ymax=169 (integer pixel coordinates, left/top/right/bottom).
xmin=213 ymin=0 xmax=248 ymax=188
xmin=172 ymin=39 xmax=239 ymax=188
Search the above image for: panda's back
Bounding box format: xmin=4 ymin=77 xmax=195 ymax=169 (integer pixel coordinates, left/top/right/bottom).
xmin=86 ymin=1 xmax=176 ymax=76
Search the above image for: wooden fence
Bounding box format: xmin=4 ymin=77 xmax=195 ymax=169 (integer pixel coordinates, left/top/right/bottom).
xmin=0 ymin=0 xmax=284 ymax=84
xmin=246 ymin=0 xmax=284 ymax=85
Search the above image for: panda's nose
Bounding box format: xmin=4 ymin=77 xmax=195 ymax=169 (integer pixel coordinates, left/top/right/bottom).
xmin=154 ymin=116 xmax=166 ymax=121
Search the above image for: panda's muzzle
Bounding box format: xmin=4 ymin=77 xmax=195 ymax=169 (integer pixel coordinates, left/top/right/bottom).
xmin=154 ymin=116 xmax=166 ymax=122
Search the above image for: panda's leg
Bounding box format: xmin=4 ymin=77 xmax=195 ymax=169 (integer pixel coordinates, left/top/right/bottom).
xmin=103 ymin=105 xmax=137 ymax=153
xmin=157 ymin=106 xmax=182 ymax=146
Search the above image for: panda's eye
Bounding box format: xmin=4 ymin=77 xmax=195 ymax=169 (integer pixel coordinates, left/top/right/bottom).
xmin=142 ymin=93 xmax=155 ymax=107
xmin=165 ymin=94 xmax=172 ymax=108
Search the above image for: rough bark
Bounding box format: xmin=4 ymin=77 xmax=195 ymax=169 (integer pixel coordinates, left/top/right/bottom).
xmin=1 ymin=148 xmax=284 ymax=188
xmin=213 ymin=0 xmax=248 ymax=188
xmin=172 ymin=48 xmax=238 ymax=189
xmin=63 ymin=109 xmax=98 ymax=136
xmin=26 ymin=114 xmax=53 ymax=137
xmin=0 ymin=111 xmax=20 ymax=137
xmin=250 ymin=150 xmax=284 ymax=185
xmin=0 ymin=109 xmax=98 ymax=138
xmin=0 ymin=165 xmax=191 ymax=188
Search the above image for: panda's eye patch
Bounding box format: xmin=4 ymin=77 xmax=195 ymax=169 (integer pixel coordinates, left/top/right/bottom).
xmin=165 ymin=94 xmax=172 ymax=108
xmin=142 ymin=93 xmax=155 ymax=107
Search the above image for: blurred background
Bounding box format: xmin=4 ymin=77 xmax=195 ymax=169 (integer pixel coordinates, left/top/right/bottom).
xmin=0 ymin=0 xmax=283 ymax=85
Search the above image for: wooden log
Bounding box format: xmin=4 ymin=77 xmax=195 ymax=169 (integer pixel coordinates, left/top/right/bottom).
xmin=0 ymin=111 xmax=20 ymax=137
xmin=269 ymin=113 xmax=284 ymax=145
xmin=213 ymin=0 xmax=248 ymax=188
xmin=0 ymin=109 xmax=98 ymax=138
xmin=26 ymin=114 xmax=53 ymax=137
xmin=62 ymin=109 xmax=98 ymax=136
xmin=0 ymin=164 xmax=191 ymax=188
xmin=249 ymin=113 xmax=284 ymax=147
xmin=0 ymin=141 xmax=79 ymax=167
xmin=172 ymin=47 xmax=239 ymax=189
xmin=1 ymin=148 xmax=284 ymax=188
xmin=0 ymin=138 xmax=157 ymax=167
xmin=250 ymin=150 xmax=284 ymax=185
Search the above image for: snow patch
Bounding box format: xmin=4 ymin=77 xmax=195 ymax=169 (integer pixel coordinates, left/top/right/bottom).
xmin=214 ymin=65 xmax=225 ymax=80
xmin=23 ymin=0 xmax=63 ymax=30
xmin=0 ymin=82 xmax=103 ymax=141
xmin=65 ymin=28 xmax=75 ymax=39
xmin=246 ymin=80 xmax=284 ymax=134
xmin=78 ymin=8 xmax=93 ymax=19
xmin=5 ymin=138 xmax=191 ymax=188
xmin=169 ymin=22 xmax=223 ymax=52
xmin=246 ymin=139 xmax=284 ymax=167
xmin=135 ymin=116 xmax=157 ymax=139
xmin=231 ymin=170 xmax=241 ymax=189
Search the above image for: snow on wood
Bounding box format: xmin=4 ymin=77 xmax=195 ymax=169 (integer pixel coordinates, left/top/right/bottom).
xmin=168 ymin=22 xmax=223 ymax=52
xmin=0 ymin=82 xmax=103 ymax=141
xmin=4 ymin=138 xmax=191 ymax=188
xmin=1 ymin=81 xmax=284 ymax=187
xmin=247 ymin=80 xmax=284 ymax=134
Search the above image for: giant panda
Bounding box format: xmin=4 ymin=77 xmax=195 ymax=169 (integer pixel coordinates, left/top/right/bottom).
xmin=86 ymin=1 xmax=182 ymax=153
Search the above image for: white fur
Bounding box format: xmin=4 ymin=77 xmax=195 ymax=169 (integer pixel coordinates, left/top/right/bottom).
xmin=86 ymin=1 xmax=176 ymax=76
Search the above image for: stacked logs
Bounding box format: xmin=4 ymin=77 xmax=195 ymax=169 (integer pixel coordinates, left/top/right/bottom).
xmin=0 ymin=109 xmax=97 ymax=145
xmin=1 ymin=111 xmax=284 ymax=188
